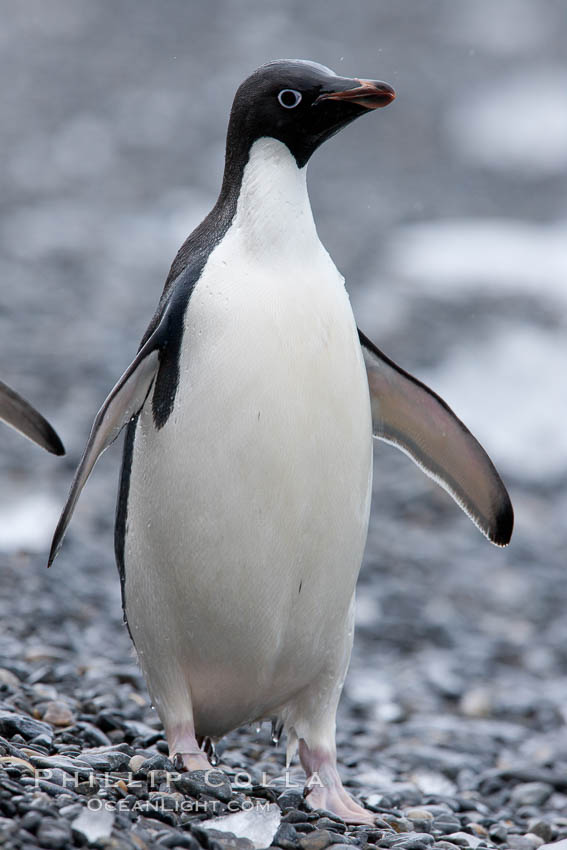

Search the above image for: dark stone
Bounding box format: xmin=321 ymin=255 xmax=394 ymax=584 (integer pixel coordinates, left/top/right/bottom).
xmin=141 ymin=753 xmax=177 ymax=773
xmin=157 ymin=831 xmax=202 ymax=848
xmin=529 ymin=821 xmax=554 ymax=843
xmin=434 ymin=843 xmax=466 ymax=850
xmin=432 ymin=815 xmax=461 ymax=835
xmin=278 ymin=790 xmax=306 ymax=810
xmin=0 ymin=797 xmax=16 ymax=817
xmin=292 ymin=822 xmax=317 ymax=833
xmin=208 ymin=829 xmax=255 ymax=850
xmin=30 ymin=733 xmax=54 ymax=749
xmin=123 ymin=719 xmax=164 ymax=745
xmin=174 ymin=770 xmax=232 ymax=804
xmin=283 ymin=811 xmax=318 ymax=824
xmin=510 ymin=783 xmax=554 ymax=808
xmin=80 ymin=748 xmax=132 ymax=771
xmin=75 ymin=722 xmax=113 ymax=747
xmin=317 ymin=818 xmax=347 ymax=833
xmin=20 ymin=810 xmax=42 ymax=833
xmin=28 ymin=754 xmax=93 ymax=780
xmin=488 ymin=823 xmax=508 ymax=843
xmin=204 ymin=830 xmax=255 ymax=850
xmin=388 ymin=835 xmax=435 ymax=849
xmin=251 ymin=785 xmax=279 ymax=802
xmin=507 ymin=836 xmax=547 ymax=850
xmin=298 ymin=829 xmax=336 ymax=850
xmin=21 ymin=776 xmax=78 ymax=798
xmin=366 ymin=829 xmax=388 ymax=844
xmin=58 ymin=803 xmax=84 ymax=819
xmin=0 ymin=711 xmax=53 ymax=742
xmin=17 ymin=828 xmax=40 ymax=846
xmin=134 ymin=800 xmax=177 ymax=825
xmin=273 ymin=820 xmax=299 ymax=849
xmin=36 ymin=817 xmax=73 ymax=849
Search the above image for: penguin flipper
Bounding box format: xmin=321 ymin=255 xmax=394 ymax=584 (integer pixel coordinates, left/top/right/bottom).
xmin=48 ymin=343 xmax=160 ymax=566
xmin=0 ymin=380 xmax=65 ymax=455
xmin=359 ymin=329 xmax=513 ymax=546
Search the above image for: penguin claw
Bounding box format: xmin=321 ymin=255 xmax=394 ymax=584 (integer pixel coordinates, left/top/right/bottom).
xmin=173 ymin=750 xmax=212 ymax=772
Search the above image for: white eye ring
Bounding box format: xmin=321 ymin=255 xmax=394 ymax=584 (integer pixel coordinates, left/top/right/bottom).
xmin=278 ymin=89 xmax=302 ymax=109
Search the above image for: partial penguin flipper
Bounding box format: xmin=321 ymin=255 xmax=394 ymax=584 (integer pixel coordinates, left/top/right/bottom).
xmin=0 ymin=380 xmax=65 ymax=455
xmin=359 ymin=330 xmax=513 ymax=546
xmin=48 ymin=344 xmax=160 ymax=567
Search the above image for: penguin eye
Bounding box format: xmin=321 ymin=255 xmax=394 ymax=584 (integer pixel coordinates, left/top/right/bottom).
xmin=278 ymin=89 xmax=302 ymax=109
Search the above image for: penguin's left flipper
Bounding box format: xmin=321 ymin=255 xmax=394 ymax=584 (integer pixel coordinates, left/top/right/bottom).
xmin=359 ymin=329 xmax=513 ymax=546
xmin=48 ymin=341 xmax=160 ymax=567
xmin=0 ymin=380 xmax=65 ymax=455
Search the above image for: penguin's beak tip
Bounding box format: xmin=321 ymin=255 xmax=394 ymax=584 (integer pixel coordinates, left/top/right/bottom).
xmin=315 ymin=79 xmax=396 ymax=110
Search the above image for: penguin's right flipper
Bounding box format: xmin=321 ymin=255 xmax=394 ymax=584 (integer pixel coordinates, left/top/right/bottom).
xmin=48 ymin=343 xmax=160 ymax=566
xmin=0 ymin=380 xmax=65 ymax=455
xmin=359 ymin=329 xmax=513 ymax=546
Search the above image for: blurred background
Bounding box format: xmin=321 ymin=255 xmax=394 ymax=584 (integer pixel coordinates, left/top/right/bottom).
xmin=0 ymin=0 xmax=566 ymax=762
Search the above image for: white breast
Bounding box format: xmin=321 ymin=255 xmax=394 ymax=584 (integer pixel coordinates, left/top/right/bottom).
xmin=124 ymin=138 xmax=373 ymax=735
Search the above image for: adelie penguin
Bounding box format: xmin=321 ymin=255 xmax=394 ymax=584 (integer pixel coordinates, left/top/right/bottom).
xmin=0 ymin=380 xmax=64 ymax=455
xmin=49 ymin=60 xmax=513 ymax=823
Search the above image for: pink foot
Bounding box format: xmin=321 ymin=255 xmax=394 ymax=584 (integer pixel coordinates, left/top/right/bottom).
xmin=175 ymin=750 xmax=212 ymax=771
xmin=299 ymin=739 xmax=376 ymax=826
xmin=168 ymin=726 xmax=212 ymax=771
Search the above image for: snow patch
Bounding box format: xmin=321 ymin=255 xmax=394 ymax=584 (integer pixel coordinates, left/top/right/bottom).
xmin=422 ymin=324 xmax=567 ymax=482
xmin=0 ymin=493 xmax=61 ymax=552
xmin=388 ymin=218 xmax=567 ymax=304
xmin=445 ymin=71 xmax=567 ymax=175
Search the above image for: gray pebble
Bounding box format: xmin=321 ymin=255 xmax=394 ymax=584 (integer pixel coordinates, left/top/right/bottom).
xmin=432 ymin=814 xmax=462 ymax=835
xmin=388 ymin=834 xmax=435 ymax=849
xmin=20 ymin=810 xmax=41 ymax=832
xmin=174 ymin=769 xmax=232 ymax=803
xmin=0 ymin=711 xmax=52 ymax=742
xmin=317 ymin=817 xmax=346 ymax=832
xmin=203 ymin=827 xmax=255 ymax=850
xmin=140 ymin=753 xmax=176 ymax=773
xmin=440 ymin=834 xmax=482 ymax=849
xmin=488 ymin=823 xmax=508 ymax=843
xmin=158 ymin=832 xmax=201 ymax=848
xmin=507 ymin=835 xmax=545 ymax=850
xmin=292 ymin=822 xmax=318 ymax=833
xmin=28 ymin=754 xmax=93 ymax=780
xmin=328 ymin=846 xmax=357 ymax=850
xmin=405 ymin=810 xmax=434 ymax=823
xmin=298 ymin=829 xmax=337 ymax=850
xmin=273 ymin=820 xmax=299 ymax=848
xmin=130 ymin=754 xmax=147 ymax=773
xmin=382 ymin=816 xmax=413 ymax=833
xmin=36 ymin=816 xmax=72 ymax=849
xmin=511 ymin=783 xmax=554 ymax=808
xmin=30 ymin=733 xmax=54 ymax=749
xmin=278 ymin=789 xmax=306 ymax=810
xmin=283 ymin=811 xmax=315 ymax=824
xmin=529 ymin=822 xmax=554 ymax=843
xmin=58 ymin=803 xmax=84 ymax=819
xmin=80 ymin=747 xmax=132 ymax=770
xmin=75 ymin=721 xmax=113 ymax=747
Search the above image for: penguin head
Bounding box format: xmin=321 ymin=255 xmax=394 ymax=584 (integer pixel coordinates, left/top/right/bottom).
xmin=225 ymin=60 xmax=395 ymax=169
